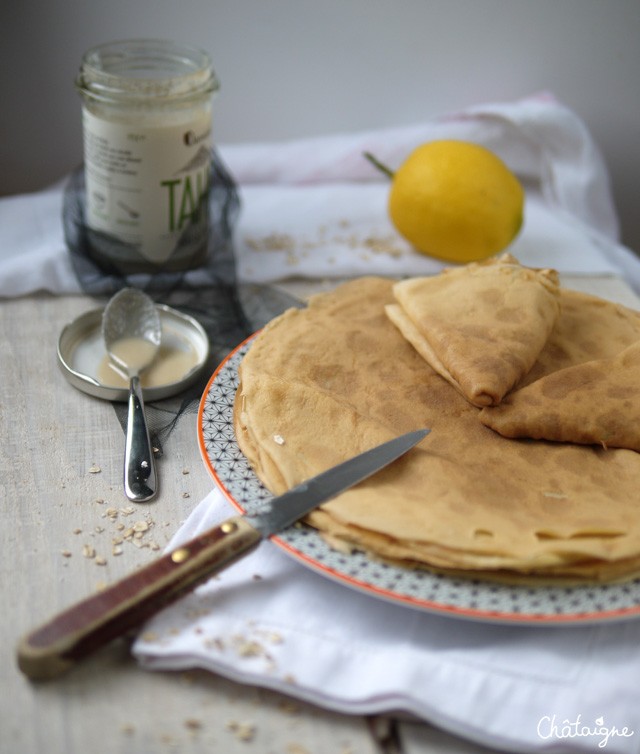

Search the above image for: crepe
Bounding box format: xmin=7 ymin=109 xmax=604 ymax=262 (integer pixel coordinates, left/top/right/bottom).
xmin=480 ymin=341 xmax=640 ymax=451
xmin=386 ymin=254 xmax=560 ymax=406
xmin=234 ymin=275 xmax=640 ymax=584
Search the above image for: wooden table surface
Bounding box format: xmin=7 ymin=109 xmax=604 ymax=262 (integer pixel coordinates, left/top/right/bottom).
xmin=2 ymin=274 xmax=638 ymax=754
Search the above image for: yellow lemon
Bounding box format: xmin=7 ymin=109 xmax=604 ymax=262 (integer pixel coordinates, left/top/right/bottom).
xmin=381 ymin=140 xmax=524 ymax=264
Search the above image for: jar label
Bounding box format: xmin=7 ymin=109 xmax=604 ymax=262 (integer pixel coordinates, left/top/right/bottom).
xmin=82 ymin=109 xmax=212 ymax=264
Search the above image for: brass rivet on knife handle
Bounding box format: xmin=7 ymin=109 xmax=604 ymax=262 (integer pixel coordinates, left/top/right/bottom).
xmin=16 ymin=515 xmax=262 ymax=681
xmin=170 ymin=547 xmax=190 ymax=563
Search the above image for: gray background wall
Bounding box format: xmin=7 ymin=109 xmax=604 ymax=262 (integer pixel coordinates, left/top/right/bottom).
xmin=2 ymin=0 xmax=639 ymax=252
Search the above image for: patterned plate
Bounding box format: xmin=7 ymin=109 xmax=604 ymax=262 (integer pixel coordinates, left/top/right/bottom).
xmin=197 ymin=335 xmax=640 ymax=625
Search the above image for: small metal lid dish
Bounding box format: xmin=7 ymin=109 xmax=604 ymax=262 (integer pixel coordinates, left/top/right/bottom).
xmin=58 ymin=303 xmax=210 ymax=402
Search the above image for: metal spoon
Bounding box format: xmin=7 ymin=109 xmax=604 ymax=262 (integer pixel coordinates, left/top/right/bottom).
xmin=102 ymin=288 xmax=161 ymax=503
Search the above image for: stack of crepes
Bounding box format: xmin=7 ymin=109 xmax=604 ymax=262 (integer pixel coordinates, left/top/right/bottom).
xmin=234 ymin=255 xmax=640 ymax=584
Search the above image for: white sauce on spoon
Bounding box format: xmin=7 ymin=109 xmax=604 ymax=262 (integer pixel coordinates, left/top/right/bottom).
xmin=109 ymin=337 xmax=159 ymax=374
xmin=98 ymin=334 xmax=199 ymax=388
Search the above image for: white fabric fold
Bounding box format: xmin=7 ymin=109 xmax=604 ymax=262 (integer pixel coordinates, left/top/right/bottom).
xmin=133 ymin=488 xmax=640 ymax=754
xmin=1 ymin=92 xmax=640 ymax=297
xmin=0 ymin=184 xmax=78 ymax=297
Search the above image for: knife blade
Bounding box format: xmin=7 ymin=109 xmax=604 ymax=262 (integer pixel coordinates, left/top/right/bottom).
xmin=17 ymin=428 xmax=429 ymax=681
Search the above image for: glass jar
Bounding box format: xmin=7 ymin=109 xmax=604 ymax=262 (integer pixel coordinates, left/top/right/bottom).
xmin=76 ymin=39 xmax=219 ymax=273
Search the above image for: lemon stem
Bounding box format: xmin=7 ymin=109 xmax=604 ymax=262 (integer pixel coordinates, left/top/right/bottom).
xmin=363 ymin=151 xmax=395 ymax=179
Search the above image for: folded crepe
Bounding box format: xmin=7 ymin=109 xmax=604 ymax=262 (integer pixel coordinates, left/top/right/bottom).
xmin=235 ymin=274 xmax=640 ymax=584
xmin=518 ymin=287 xmax=640 ymax=386
xmin=480 ymin=340 xmax=640 ymax=451
xmin=386 ymin=254 xmax=560 ymax=406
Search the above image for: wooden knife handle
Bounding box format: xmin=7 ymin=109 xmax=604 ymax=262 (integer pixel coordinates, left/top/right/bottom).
xmin=17 ymin=516 xmax=262 ymax=681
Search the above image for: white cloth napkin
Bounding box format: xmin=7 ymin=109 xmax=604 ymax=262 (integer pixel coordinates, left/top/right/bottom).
xmin=226 ymin=91 xmax=637 ymax=286
xmin=133 ymin=488 xmax=640 ymax=754
xmin=1 ymin=91 xmax=640 ymax=296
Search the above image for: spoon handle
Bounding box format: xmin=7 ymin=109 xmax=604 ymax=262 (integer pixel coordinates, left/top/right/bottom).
xmin=125 ymin=375 xmax=157 ymax=502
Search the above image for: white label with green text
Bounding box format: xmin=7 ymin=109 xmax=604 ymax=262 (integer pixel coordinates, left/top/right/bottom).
xmin=83 ymin=109 xmax=212 ymax=263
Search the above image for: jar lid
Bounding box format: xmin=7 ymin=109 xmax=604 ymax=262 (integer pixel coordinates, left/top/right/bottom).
xmin=76 ymin=39 xmax=219 ymax=105
xmin=58 ymin=303 xmax=210 ymax=402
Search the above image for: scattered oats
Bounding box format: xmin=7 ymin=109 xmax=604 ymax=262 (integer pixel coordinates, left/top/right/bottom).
xmin=95 ymin=525 xmax=105 ymax=533
xmin=88 ymin=465 xmax=101 ymax=474
xmin=61 ymin=550 xmax=72 ymax=558
xmin=95 ymin=581 xmax=108 ymax=591
xmin=112 ymin=544 xmax=123 ymax=556
xmin=182 ymin=468 xmax=190 ymax=475
xmin=236 ymin=639 xmax=264 ymax=658
xmin=140 ymin=631 xmax=160 ymax=643
xmin=133 ymin=520 xmax=150 ymax=533
xmin=73 ymin=528 xmax=82 ymax=535
xmin=345 ymin=233 xmax=359 ymax=249
xmin=103 ymin=507 xmax=119 ymax=519
xmin=184 ymin=718 xmax=202 ymax=731
xmin=226 ymin=720 xmax=256 ymax=742
xmin=94 ymin=556 xmax=107 ymax=566
xmin=95 ymin=498 xmax=104 ymax=504
xmin=286 ymin=744 xmax=311 ymax=754
xmin=267 ymin=631 xmax=284 ymax=645
xmin=283 ymin=673 xmax=297 ymax=684
xmin=120 ymin=506 xmax=135 ymax=516
xmin=204 ymin=636 xmax=225 ymax=651
xmin=182 ymin=492 xmax=190 ymax=499
xmin=278 ymin=699 xmax=301 ymax=715
xmin=273 ymin=434 xmax=285 ymax=445
xmin=116 ymin=523 xmax=125 ymax=531
xmin=82 ymin=544 xmax=96 ymax=559
xmin=254 ymin=231 xmax=295 ymax=252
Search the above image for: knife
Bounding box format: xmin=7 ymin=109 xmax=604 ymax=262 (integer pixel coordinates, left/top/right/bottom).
xmin=17 ymin=428 xmax=429 ymax=681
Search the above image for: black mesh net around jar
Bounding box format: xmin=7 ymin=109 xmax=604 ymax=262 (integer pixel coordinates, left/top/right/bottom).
xmin=63 ymin=149 xmax=302 ymax=455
